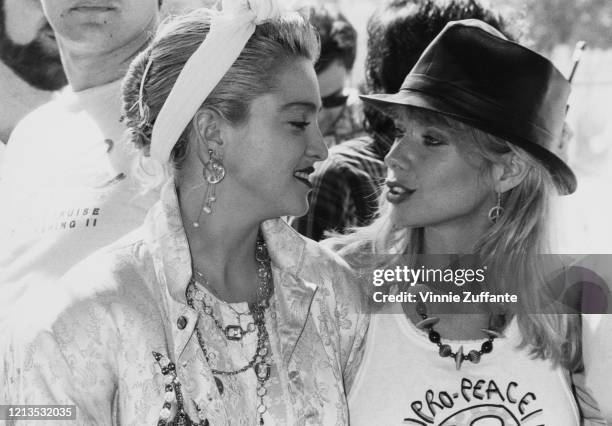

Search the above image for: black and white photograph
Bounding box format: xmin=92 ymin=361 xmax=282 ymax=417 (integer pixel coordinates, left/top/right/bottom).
xmin=1 ymin=0 xmax=611 ymax=424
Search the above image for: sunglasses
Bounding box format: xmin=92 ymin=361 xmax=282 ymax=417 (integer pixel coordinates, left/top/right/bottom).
xmin=321 ymin=89 xmax=349 ymax=109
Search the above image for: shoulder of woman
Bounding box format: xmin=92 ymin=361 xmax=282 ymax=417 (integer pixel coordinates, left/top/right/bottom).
xmin=321 ymin=236 xmax=375 ymax=268
xmin=300 ymin=238 xmax=367 ymax=308
xmin=4 ymin=235 xmax=153 ymax=350
xmin=302 ymin=237 xmax=352 ymax=275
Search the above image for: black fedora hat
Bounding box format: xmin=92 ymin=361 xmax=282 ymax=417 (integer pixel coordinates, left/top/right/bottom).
xmin=360 ymin=19 xmax=576 ymax=195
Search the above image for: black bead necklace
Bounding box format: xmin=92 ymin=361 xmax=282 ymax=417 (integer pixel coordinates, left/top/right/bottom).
xmin=153 ymin=351 xmax=208 ymax=426
xmin=414 ymin=300 xmax=502 ymax=370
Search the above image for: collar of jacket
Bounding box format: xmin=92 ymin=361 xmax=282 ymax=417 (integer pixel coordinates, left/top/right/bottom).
xmin=144 ymin=179 xmax=318 ymax=365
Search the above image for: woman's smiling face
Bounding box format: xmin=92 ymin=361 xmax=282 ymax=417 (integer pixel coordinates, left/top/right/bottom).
xmin=220 ymin=58 xmax=327 ymax=219
xmin=384 ymin=108 xmax=496 ymax=234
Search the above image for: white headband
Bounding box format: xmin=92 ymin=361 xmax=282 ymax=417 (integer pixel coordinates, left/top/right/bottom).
xmin=150 ymin=0 xmax=291 ymax=163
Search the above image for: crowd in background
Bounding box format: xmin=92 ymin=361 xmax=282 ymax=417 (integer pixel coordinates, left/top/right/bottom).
xmin=1 ymin=0 xmax=611 ymax=253
xmin=0 ymin=0 xmax=611 ymax=424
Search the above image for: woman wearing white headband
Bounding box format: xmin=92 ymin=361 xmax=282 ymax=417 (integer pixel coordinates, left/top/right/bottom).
xmin=3 ymin=1 xmax=367 ymax=425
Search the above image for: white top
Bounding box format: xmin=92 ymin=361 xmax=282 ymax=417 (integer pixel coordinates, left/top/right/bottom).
xmin=349 ymin=300 xmax=580 ymax=425
xmin=0 ymin=80 xmax=157 ymax=315
xmin=0 ymin=60 xmax=55 ymax=143
xmin=190 ymin=280 xmax=284 ymax=425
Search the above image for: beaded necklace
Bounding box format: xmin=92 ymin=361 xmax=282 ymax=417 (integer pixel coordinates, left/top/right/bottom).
xmin=153 ymin=351 xmax=205 ymax=426
xmin=406 ymin=299 xmax=505 ymax=370
xmin=155 ymin=233 xmax=274 ymax=426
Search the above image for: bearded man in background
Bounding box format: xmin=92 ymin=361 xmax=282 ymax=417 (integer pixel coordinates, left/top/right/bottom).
xmin=0 ymin=0 xmax=66 ymax=148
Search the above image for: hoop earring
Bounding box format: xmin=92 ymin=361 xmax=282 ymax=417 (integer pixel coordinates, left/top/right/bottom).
xmin=488 ymin=192 xmax=504 ymax=223
xmin=193 ymin=149 xmax=226 ymax=227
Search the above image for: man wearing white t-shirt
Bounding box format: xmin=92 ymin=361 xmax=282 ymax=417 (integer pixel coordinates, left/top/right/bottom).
xmin=0 ymin=0 xmax=162 ymax=317
xmin=0 ymin=0 xmax=68 ymax=175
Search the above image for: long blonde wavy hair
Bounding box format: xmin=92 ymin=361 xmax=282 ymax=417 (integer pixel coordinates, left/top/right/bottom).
xmin=327 ymin=107 xmax=582 ymax=371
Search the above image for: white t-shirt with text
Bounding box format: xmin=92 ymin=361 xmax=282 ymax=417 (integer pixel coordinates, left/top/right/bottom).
xmin=349 ymin=300 xmax=580 ymax=425
xmin=0 ymin=79 xmax=157 ymax=316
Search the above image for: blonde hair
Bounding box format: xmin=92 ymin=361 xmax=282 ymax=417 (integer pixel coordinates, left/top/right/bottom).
xmin=328 ymin=107 xmax=581 ymax=371
xmin=121 ymin=8 xmax=319 ymax=190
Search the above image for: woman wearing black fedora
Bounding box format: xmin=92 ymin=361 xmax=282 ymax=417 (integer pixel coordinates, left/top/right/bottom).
xmin=325 ymin=19 xmax=609 ymax=425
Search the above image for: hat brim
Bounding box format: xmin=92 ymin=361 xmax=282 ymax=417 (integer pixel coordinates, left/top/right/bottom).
xmin=360 ymin=90 xmax=577 ymax=195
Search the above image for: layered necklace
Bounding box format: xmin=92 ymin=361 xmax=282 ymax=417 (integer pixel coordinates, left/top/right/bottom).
xmin=187 ymin=232 xmax=274 ymax=425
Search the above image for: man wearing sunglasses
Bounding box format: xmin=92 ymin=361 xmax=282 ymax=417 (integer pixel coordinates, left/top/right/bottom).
xmin=309 ymin=4 xmax=364 ymax=149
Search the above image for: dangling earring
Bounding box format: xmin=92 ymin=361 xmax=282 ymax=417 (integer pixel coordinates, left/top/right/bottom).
xmin=488 ymin=192 xmax=504 ymax=223
xmin=193 ymin=149 xmax=226 ymax=227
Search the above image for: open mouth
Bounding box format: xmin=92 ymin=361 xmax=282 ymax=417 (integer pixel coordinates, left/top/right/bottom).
xmin=386 ymin=181 xmax=415 ymax=204
xmin=293 ymin=167 xmax=315 ymax=188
